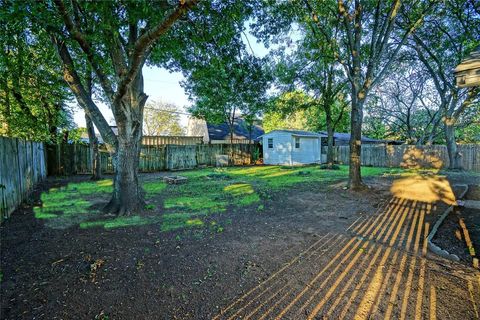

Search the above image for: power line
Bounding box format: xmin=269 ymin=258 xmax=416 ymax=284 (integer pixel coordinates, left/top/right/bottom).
xmin=144 ymin=106 xmax=191 ymax=116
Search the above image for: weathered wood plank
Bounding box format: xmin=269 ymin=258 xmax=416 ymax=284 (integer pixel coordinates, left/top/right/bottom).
xmin=333 ymin=144 xmax=480 ymax=172
xmin=0 ymin=137 xmax=47 ymax=222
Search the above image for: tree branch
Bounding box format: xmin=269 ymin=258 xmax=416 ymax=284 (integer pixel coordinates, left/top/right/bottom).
xmin=114 ymin=0 xmax=197 ymax=106
xmin=53 ymin=0 xmax=115 ymax=101
xmin=51 ymin=35 xmax=117 ymax=149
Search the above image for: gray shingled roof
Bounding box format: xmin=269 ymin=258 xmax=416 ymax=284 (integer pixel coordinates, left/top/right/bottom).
xmin=262 ymin=129 xmax=323 ymax=137
xmin=207 ymin=118 xmax=264 ymax=141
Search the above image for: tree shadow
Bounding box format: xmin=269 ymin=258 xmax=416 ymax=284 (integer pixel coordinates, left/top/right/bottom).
xmin=399 ymin=146 xmax=444 ymax=170
xmin=390 ymin=173 xmax=456 ymax=206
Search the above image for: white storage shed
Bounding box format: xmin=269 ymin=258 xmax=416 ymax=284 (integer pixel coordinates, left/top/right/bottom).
xmin=261 ymin=130 xmax=323 ymax=165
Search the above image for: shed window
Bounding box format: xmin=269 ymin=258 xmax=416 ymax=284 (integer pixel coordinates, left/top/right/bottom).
xmin=268 ymin=138 xmax=273 ymax=148
xmin=295 ymin=137 xmax=300 ymax=149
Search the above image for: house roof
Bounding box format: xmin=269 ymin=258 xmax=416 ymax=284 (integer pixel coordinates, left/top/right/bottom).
xmin=207 ymin=118 xmax=264 ymax=141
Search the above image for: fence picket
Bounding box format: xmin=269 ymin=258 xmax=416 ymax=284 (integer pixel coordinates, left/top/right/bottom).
xmin=334 ymin=144 xmax=480 ymax=172
xmin=0 ymin=137 xmax=46 ymax=222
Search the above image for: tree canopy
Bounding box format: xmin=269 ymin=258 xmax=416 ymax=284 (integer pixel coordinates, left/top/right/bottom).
xmin=143 ymin=101 xmax=184 ymax=136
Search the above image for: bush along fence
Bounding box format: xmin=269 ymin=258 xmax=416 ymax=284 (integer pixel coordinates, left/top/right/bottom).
xmin=334 ymin=144 xmax=480 ymax=172
xmin=46 ymin=143 xmax=258 ymax=175
xmin=0 ymin=137 xmax=46 ymax=221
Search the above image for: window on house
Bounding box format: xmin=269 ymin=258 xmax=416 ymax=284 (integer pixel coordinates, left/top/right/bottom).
xmin=268 ymin=138 xmax=273 ymax=148
xmin=295 ymin=137 xmax=300 ymax=148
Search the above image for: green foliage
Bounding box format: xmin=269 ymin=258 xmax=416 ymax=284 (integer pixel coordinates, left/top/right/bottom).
xmin=143 ymin=100 xmax=185 ymax=136
xmin=35 ymin=165 xmax=398 ymax=232
xmin=186 ymin=54 xmax=271 ymax=131
xmin=456 ymin=107 xmax=480 ymax=143
xmin=263 ymin=90 xmax=350 ymax=133
xmin=263 ymin=109 xmax=309 ymax=132
xmin=0 ymin=6 xmax=74 ymax=141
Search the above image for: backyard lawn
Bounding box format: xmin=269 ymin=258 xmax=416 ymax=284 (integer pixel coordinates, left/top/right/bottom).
xmin=32 ymin=165 xmax=398 ymax=232
xmin=1 ymin=165 xmax=479 ymax=320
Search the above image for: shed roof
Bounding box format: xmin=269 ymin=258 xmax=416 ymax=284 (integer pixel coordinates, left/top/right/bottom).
xmin=261 ymin=129 xmax=323 ymax=138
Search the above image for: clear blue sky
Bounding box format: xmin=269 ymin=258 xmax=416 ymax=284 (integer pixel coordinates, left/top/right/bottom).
xmin=72 ymin=29 xmax=273 ymax=129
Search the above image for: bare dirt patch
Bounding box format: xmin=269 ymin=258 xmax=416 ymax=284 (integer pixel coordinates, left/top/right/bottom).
xmin=1 ymin=170 xmax=479 ymax=319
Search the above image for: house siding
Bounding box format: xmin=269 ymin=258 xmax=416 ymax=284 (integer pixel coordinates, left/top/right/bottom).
xmin=263 ymin=131 xmax=321 ymax=165
xmin=291 ymin=136 xmax=321 ymax=164
xmin=263 ymin=132 xmax=292 ymax=165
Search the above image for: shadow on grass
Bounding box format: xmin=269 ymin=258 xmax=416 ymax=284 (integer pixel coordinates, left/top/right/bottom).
xmin=34 ymin=165 xmax=407 ymax=232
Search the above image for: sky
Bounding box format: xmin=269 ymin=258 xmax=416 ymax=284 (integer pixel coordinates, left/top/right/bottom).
xmin=71 ymin=29 xmax=272 ymax=130
xmin=72 ymin=67 xmax=191 ymax=128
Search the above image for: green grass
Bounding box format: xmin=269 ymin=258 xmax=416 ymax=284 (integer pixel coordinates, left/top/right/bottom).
xmin=35 ymin=165 xmax=403 ymax=232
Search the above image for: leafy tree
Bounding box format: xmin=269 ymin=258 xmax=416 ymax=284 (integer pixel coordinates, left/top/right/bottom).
xmin=7 ymin=0 xmax=254 ymax=215
xmin=455 ymin=108 xmax=480 ymax=143
xmin=263 ymin=110 xmax=309 ymax=133
xmin=253 ymin=0 xmax=436 ymax=183
xmin=185 ymin=52 xmax=270 ymax=144
xmin=262 ymin=90 xmax=349 ymax=140
xmin=143 ymin=101 xmax=184 ymax=136
xmin=326 ymin=0 xmax=438 ymax=188
xmin=411 ymin=0 xmax=480 ymax=169
xmin=263 ymin=91 xmax=314 ymax=132
xmin=253 ymin=0 xmax=349 ymax=164
xmin=0 ymin=8 xmax=73 ymax=142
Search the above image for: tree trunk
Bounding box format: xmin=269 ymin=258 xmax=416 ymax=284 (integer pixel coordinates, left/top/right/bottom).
xmin=85 ymin=113 xmax=101 ymax=180
xmin=444 ymin=119 xmax=462 ymax=170
xmin=104 ymin=81 xmax=146 ymax=216
xmin=104 ymin=130 xmax=144 ymax=215
xmin=349 ymin=98 xmax=365 ymax=190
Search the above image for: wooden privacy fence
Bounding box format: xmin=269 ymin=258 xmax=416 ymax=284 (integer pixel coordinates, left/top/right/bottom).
xmin=142 ymin=135 xmax=203 ymax=146
xmin=334 ymin=144 xmax=480 ymax=172
xmin=0 ymin=137 xmax=46 ymax=221
xmin=46 ymin=143 xmax=256 ymax=175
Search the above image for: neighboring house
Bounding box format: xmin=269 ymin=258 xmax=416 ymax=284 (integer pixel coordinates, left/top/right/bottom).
xmin=187 ymin=117 xmax=264 ymax=144
xmin=262 ymin=130 xmax=322 ymax=165
xmin=262 ymin=130 xmax=402 ymax=165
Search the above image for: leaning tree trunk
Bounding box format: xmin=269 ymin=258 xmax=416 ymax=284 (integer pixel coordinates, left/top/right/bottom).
xmin=104 ymin=84 xmax=146 ymax=216
xmin=85 ymin=113 xmax=101 ymax=180
xmin=444 ymin=119 xmax=462 ymax=170
xmin=349 ymin=98 xmax=365 ymax=190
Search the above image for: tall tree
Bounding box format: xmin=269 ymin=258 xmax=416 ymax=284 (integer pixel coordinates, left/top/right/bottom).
xmin=185 ymin=53 xmax=270 ymax=144
xmin=253 ymin=0 xmax=349 ymax=165
xmin=331 ymin=0 xmax=437 ymax=188
xmin=253 ymin=0 xmax=434 ymax=184
xmin=8 ymin=0 xmax=252 ymax=215
xmin=411 ymin=0 xmax=480 ymax=169
xmin=365 ymin=62 xmax=444 ymax=144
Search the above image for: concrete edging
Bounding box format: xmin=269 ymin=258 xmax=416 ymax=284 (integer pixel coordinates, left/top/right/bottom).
xmin=426 ymin=184 xmax=469 ymax=261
